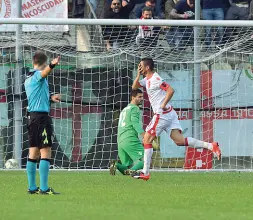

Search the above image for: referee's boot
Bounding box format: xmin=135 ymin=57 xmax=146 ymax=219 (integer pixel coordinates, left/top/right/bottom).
xmin=27 ymin=187 xmax=39 ymax=194
xmin=40 ymin=187 xmax=60 ymax=195
xmin=131 ymin=171 xmax=150 ymax=181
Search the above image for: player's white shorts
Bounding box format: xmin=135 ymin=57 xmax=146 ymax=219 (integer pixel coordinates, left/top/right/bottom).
xmin=145 ymin=109 xmax=182 ymax=136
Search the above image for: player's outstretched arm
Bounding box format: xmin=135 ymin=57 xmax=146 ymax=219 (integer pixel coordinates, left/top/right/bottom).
xmin=132 ymin=63 xmax=143 ymax=89
xmin=41 ymin=56 xmax=60 ymax=78
xmin=161 ymin=85 xmax=175 ymax=111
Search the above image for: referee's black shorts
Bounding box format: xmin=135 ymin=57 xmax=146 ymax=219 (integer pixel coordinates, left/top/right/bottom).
xmin=27 ymin=112 xmax=53 ymax=149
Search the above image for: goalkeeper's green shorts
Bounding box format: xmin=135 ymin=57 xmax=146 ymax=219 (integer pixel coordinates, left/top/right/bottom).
xmin=118 ymin=140 xmax=144 ymax=167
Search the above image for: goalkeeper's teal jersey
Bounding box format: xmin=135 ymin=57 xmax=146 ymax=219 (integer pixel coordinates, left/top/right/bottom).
xmin=117 ymin=104 xmax=144 ymax=144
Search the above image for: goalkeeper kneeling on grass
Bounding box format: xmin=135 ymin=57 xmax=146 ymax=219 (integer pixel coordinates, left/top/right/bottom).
xmin=110 ymin=89 xmax=145 ymax=175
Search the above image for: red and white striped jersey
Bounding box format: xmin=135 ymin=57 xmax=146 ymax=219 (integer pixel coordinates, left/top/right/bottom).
xmin=139 ymin=72 xmax=171 ymax=114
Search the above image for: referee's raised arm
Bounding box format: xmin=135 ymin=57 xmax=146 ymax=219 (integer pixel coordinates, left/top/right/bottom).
xmin=41 ymin=56 xmax=60 ymax=78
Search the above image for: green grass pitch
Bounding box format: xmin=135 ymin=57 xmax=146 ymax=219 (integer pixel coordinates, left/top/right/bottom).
xmin=0 ymin=171 xmax=253 ymax=220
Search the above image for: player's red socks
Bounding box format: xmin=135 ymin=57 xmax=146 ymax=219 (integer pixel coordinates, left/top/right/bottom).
xmin=144 ymin=144 xmax=152 ymax=149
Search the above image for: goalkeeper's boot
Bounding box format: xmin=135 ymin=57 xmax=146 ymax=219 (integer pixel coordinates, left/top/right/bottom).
xmin=109 ymin=160 xmax=117 ymax=175
xmin=131 ymin=171 xmax=150 ymax=181
xmin=124 ymin=169 xmax=136 ymax=175
xmin=212 ymin=142 xmax=221 ymax=160
xmin=40 ymin=187 xmax=60 ymax=195
xmin=27 ymin=187 xmax=39 ymax=194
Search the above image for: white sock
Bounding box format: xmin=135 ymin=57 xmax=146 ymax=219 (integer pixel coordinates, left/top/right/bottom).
xmin=142 ymin=148 xmax=153 ymax=175
xmin=186 ymin=137 xmax=213 ymax=151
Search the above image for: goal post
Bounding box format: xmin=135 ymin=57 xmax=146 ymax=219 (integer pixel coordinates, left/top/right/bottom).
xmin=14 ymin=0 xmax=23 ymax=168
xmin=1 ymin=18 xmax=253 ymax=170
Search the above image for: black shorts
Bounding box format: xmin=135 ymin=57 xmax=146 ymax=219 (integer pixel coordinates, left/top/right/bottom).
xmin=27 ymin=112 xmax=53 ymax=149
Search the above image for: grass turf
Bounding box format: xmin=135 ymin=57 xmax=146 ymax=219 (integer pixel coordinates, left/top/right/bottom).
xmin=0 ymin=171 xmax=253 ymax=220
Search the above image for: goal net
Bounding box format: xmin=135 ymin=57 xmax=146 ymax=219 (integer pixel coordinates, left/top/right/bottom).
xmin=1 ymin=20 xmax=253 ymax=170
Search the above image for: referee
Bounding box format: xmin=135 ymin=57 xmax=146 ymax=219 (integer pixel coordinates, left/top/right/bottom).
xmin=25 ymin=51 xmax=60 ymax=195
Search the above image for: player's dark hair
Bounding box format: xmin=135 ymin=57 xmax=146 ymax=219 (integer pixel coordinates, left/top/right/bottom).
xmin=131 ymin=89 xmax=143 ymax=97
xmin=141 ymin=57 xmax=154 ymax=71
xmin=33 ymin=50 xmax=48 ymax=66
xmin=142 ymin=6 xmax=152 ymax=13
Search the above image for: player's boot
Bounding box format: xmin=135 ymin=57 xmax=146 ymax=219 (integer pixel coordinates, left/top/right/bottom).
xmin=27 ymin=187 xmax=39 ymax=194
xmin=40 ymin=187 xmax=60 ymax=195
xmin=212 ymin=142 xmax=221 ymax=160
xmin=109 ymin=160 xmax=117 ymax=175
xmin=131 ymin=171 xmax=150 ymax=181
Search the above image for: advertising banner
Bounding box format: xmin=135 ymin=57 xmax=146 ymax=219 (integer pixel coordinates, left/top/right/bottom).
xmin=0 ymin=0 xmax=68 ymax=32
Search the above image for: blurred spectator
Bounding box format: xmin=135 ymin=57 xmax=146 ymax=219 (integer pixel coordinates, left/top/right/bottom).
xmin=131 ymin=0 xmax=164 ymax=18
xmin=249 ymin=0 xmax=253 ymax=19
xmin=88 ymin=0 xmax=98 ymax=14
xmin=201 ymin=0 xmax=225 ymax=47
xmin=187 ymin=0 xmax=194 ymax=7
xmin=170 ymin=0 xmax=195 ymax=19
xmin=165 ymin=0 xmax=180 ymax=19
xmin=103 ymin=0 xmax=135 ymax=50
xmin=136 ymin=7 xmax=161 ymax=49
xmin=156 ymin=0 xmax=165 ymax=18
xmin=167 ymin=0 xmax=194 ymax=49
xmin=225 ymin=0 xmax=251 ymax=20
xmin=72 ymin=0 xmax=85 ymax=18
xmin=106 ymin=0 xmax=132 ymax=7
xmin=71 ymin=0 xmax=97 ymax=18
xmin=164 ymin=0 xmax=179 ymax=48
xmin=222 ymin=0 xmax=231 ymax=16
xmin=224 ymin=0 xmax=251 ymax=44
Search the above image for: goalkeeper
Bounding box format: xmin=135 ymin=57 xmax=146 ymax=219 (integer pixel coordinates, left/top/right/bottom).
xmin=110 ymin=89 xmax=145 ymax=175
